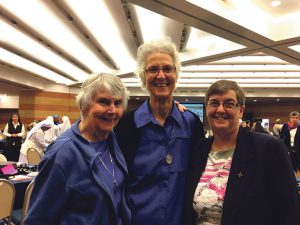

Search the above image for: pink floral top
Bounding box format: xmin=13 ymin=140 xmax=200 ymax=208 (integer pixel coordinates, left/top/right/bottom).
xmin=193 ymin=149 xmax=234 ymax=225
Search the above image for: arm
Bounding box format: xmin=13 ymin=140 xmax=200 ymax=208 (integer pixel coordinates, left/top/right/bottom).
xmin=3 ymin=123 xmax=10 ymax=137
xmin=266 ymin=138 xmax=300 ymax=225
xmin=32 ymin=130 xmax=49 ymax=149
xmin=175 ymin=101 xmax=188 ymax=113
xmin=24 ymin=158 xmax=67 ymax=225
xmin=17 ymin=124 xmax=26 ymax=138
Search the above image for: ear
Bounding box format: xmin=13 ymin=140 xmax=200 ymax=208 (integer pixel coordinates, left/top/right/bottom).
xmin=239 ymin=105 xmax=245 ymax=119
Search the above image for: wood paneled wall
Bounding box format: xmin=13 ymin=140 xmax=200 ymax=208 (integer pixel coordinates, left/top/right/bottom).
xmin=18 ymin=90 xmax=80 ymax=127
xmin=1 ymin=95 xmax=299 ymax=131
xmin=244 ymin=100 xmax=300 ymax=127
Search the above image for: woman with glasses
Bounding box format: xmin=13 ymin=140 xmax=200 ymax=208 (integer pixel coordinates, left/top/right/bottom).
xmin=114 ymin=37 xmax=204 ymax=225
xmin=182 ymin=80 xmax=299 ymax=225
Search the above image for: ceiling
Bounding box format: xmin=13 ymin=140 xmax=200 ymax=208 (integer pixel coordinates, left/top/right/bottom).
xmin=0 ymin=0 xmax=300 ymax=103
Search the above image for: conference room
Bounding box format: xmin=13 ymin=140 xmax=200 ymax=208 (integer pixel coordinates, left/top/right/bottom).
xmin=0 ymin=1 xmax=300 ymax=225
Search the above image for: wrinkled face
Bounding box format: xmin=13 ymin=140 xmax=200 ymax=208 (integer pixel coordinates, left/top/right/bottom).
xmin=145 ymin=52 xmax=176 ymax=100
xmin=84 ymin=91 xmax=123 ymax=136
xmin=206 ymin=90 xmax=245 ymax=135
xmin=290 ymin=115 xmax=299 ymax=126
xmin=12 ymin=114 xmax=19 ymax=123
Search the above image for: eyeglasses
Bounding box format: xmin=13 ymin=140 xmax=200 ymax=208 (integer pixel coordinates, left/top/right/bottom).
xmin=145 ymin=65 xmax=176 ymax=76
xmin=206 ymin=100 xmax=240 ymax=110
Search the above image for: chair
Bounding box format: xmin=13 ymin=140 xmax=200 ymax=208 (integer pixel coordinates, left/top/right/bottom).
xmin=26 ymin=148 xmax=41 ymax=165
xmin=0 ymin=154 xmax=7 ymax=162
xmin=0 ymin=179 xmax=15 ymax=225
xmin=12 ymin=180 xmax=34 ymax=225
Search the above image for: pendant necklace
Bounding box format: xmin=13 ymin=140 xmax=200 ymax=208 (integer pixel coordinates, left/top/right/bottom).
xmin=98 ymin=150 xmax=118 ymax=187
xmin=157 ymin=122 xmax=175 ymax=165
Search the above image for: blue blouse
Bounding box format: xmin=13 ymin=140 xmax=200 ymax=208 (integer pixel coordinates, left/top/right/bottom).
xmin=128 ymin=101 xmax=196 ymax=225
xmin=91 ymin=140 xmax=124 ymax=225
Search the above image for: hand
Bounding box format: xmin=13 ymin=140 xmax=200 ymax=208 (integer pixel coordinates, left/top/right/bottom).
xmin=175 ymin=101 xmax=188 ymax=112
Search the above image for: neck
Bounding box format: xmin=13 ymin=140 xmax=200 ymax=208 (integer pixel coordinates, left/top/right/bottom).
xmin=79 ymin=119 xmax=108 ymax=142
xmin=149 ymin=97 xmax=173 ymax=126
xmin=212 ymin=130 xmax=238 ymax=152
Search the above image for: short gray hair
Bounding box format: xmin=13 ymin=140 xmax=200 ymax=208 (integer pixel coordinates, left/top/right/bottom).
xmin=135 ymin=37 xmax=181 ymax=90
xmin=205 ymin=80 xmax=246 ymax=106
xmin=289 ymin=111 xmax=299 ymax=117
xmin=76 ymin=73 xmax=129 ymax=116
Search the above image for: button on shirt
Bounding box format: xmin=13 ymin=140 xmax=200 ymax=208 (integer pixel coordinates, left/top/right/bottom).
xmin=128 ymin=101 xmax=196 ymax=225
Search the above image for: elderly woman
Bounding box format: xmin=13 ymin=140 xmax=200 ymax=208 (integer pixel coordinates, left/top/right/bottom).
xmin=3 ymin=113 xmax=25 ymax=161
xmin=114 ymin=37 xmax=204 ymax=225
xmin=24 ymin=73 xmax=131 ymax=225
xmin=182 ymin=80 xmax=299 ymax=225
xmin=19 ymin=120 xmax=52 ymax=163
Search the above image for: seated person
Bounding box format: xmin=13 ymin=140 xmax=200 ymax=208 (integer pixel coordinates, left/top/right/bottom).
xmin=19 ymin=120 xmax=52 ymax=163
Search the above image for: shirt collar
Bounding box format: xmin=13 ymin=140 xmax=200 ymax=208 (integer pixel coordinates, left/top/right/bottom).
xmin=135 ymin=99 xmax=184 ymax=128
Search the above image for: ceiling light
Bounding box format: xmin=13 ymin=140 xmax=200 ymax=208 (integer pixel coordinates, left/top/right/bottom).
xmin=0 ymin=47 xmax=73 ymax=84
xmin=270 ymin=1 xmax=281 ymax=7
xmin=0 ymin=1 xmax=110 ymax=75
xmin=0 ymin=18 xmax=88 ymax=82
xmin=63 ymin=0 xmax=137 ymax=74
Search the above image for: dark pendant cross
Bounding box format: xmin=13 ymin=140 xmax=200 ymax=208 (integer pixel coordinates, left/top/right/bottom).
xmin=113 ymin=179 xmax=118 ymax=187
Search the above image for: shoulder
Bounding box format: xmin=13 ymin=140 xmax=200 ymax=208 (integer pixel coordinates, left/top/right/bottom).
xmin=178 ymin=110 xmax=200 ymax=124
xmin=44 ymin=129 xmax=77 ymax=160
xmin=114 ymin=110 xmax=136 ymax=134
xmin=248 ymin=131 xmax=286 ymax=154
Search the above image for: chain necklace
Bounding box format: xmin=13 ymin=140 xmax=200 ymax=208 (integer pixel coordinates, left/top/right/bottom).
xmin=98 ymin=150 xmax=118 ymax=187
xmin=156 ymin=121 xmax=176 ymax=165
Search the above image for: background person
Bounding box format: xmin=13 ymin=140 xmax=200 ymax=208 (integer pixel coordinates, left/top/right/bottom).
xmin=53 ymin=114 xmax=60 ymax=125
xmin=58 ymin=115 xmax=72 ymax=135
xmin=182 ymin=80 xmax=299 ymax=225
xmin=272 ymin=118 xmax=282 ymax=137
xmin=24 ymin=73 xmax=130 ymax=225
xmin=44 ymin=115 xmax=59 ymax=142
xmin=3 ymin=113 xmax=25 ymax=161
xmin=280 ymin=111 xmax=300 ymax=172
xmin=115 ymin=37 xmax=204 ymax=225
xmin=19 ymin=120 xmax=52 ymax=163
xmin=252 ymin=121 xmax=270 ymax=134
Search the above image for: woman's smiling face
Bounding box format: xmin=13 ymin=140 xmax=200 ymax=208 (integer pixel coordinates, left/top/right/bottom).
xmin=145 ymin=52 xmax=176 ymax=100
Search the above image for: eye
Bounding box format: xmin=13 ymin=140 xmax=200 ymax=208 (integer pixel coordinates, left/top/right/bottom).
xmin=97 ymin=99 xmax=110 ymax=106
xmin=223 ymin=101 xmax=238 ymax=109
xmin=114 ymin=100 xmax=122 ymax=107
xmin=146 ymin=66 xmax=160 ymax=74
xmin=208 ymin=101 xmax=219 ymax=107
xmin=162 ymin=65 xmax=174 ymax=73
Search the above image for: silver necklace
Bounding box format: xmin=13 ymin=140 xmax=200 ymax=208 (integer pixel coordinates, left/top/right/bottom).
xmin=157 ymin=122 xmax=176 ymax=165
xmin=98 ymin=151 xmax=118 ymax=187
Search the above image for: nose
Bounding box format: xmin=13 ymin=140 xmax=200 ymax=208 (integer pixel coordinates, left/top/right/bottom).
xmin=107 ymin=104 xmax=116 ymax=113
xmin=216 ymin=103 xmax=226 ymax=112
xmin=156 ymin=69 xmax=166 ymax=78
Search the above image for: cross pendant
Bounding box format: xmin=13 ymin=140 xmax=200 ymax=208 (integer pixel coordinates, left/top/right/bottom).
xmin=113 ymin=179 xmax=118 ymax=187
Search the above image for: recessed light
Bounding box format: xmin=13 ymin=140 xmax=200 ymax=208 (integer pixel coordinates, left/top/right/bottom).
xmin=270 ymin=1 xmax=281 ymax=7
xmin=185 ymin=99 xmax=189 ymax=102
xmin=136 ymin=97 xmax=140 ymax=100
xmin=253 ymin=99 xmax=257 ymax=102
xmin=276 ymin=98 xmax=280 ymax=101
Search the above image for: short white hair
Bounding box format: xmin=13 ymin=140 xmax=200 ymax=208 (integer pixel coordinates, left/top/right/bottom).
xmin=76 ymin=73 xmax=130 ymax=117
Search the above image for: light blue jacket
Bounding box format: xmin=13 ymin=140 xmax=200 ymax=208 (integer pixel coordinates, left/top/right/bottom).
xmin=24 ymin=120 xmax=131 ymax=225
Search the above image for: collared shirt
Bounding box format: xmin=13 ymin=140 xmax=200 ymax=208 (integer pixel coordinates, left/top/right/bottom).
xmin=128 ymin=100 xmax=196 ymax=225
xmin=91 ymin=140 xmax=124 ymax=225
xmin=4 ymin=122 xmax=25 ymax=138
